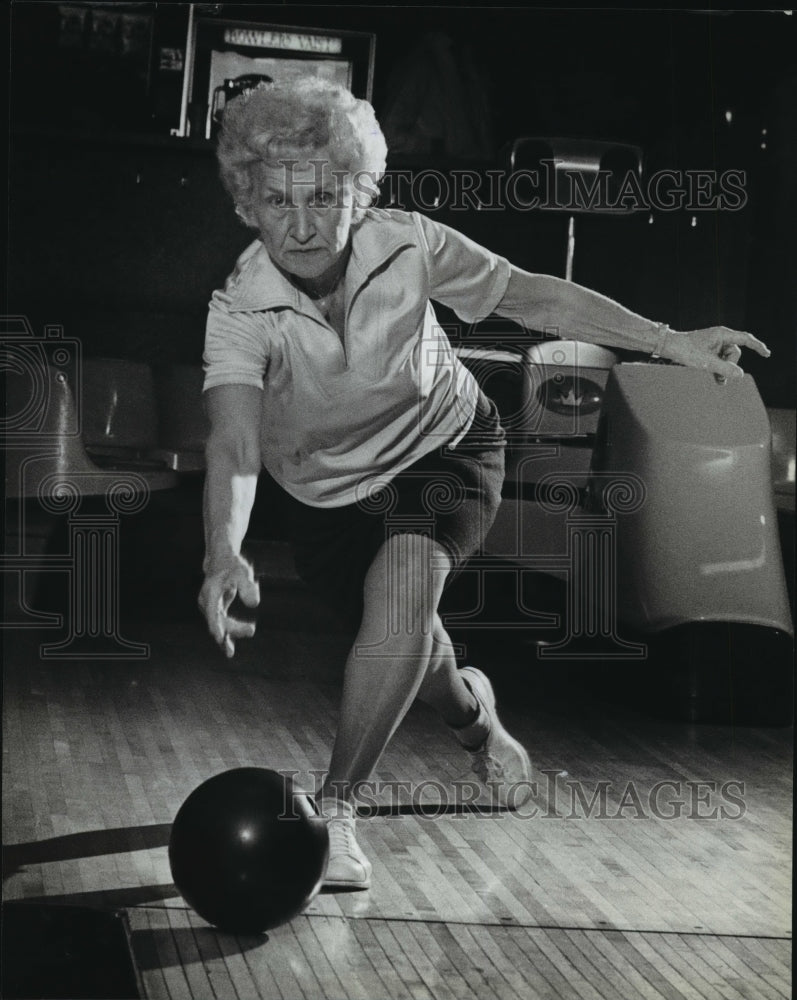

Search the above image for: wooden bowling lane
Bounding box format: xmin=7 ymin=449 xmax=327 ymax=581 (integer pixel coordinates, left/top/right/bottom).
xmin=124 ymin=907 xmax=791 ymax=1000
xmin=2 ymin=620 xmax=792 ymax=999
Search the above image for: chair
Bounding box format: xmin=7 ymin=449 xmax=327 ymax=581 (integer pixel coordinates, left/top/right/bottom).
xmin=768 ymin=407 xmax=796 ymax=514
xmin=3 ymin=361 xmax=177 ymax=656
xmin=506 ymin=137 xmax=644 ymax=279
xmin=80 ymin=357 xmax=162 ymax=466
xmin=150 ymin=363 xmax=210 ymax=472
xmin=595 ymin=364 xmax=793 ymax=636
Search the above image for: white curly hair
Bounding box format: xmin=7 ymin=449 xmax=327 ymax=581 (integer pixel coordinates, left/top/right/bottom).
xmin=216 ymin=77 xmax=388 ymax=226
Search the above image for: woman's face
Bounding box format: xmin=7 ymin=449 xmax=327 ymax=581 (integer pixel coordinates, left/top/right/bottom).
xmin=248 ymin=152 xmax=356 ymax=284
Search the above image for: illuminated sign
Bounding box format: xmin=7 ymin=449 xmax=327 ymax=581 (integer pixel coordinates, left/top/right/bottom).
xmin=223 ymin=28 xmax=343 ymax=54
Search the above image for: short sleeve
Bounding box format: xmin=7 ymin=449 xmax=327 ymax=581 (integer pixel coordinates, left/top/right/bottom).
xmin=202 ymin=288 xmax=269 ymax=392
xmin=411 ymin=212 xmax=511 ymax=323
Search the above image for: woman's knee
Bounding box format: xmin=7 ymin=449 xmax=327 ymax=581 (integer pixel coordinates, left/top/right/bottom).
xmin=361 ymin=533 xmax=451 ymax=636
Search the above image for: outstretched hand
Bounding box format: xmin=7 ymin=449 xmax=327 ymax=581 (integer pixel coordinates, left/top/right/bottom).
xmin=198 ymin=555 xmax=261 ymax=658
xmin=667 ymin=327 xmax=771 ymax=380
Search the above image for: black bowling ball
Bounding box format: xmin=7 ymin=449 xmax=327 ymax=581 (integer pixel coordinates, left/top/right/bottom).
xmin=169 ymin=767 xmax=329 ymax=933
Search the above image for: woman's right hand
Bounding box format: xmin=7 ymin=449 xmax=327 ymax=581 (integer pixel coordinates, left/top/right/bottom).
xmin=198 ymin=555 xmax=261 ymax=658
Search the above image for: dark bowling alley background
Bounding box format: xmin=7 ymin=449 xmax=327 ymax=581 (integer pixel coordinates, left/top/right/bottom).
xmin=2 ymin=11 xmax=794 ymax=995
xmin=7 ymin=6 xmax=795 ymax=396
xmin=5 ymin=4 xmax=795 ymax=633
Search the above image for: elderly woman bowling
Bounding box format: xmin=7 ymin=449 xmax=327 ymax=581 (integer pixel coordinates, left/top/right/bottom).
xmin=198 ymin=79 xmax=770 ymax=890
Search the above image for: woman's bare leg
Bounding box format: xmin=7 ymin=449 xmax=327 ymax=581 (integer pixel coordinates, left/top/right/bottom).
xmin=318 ymin=532 xmax=454 ymax=803
xmin=316 ymin=532 xmax=531 ymax=888
xmin=414 ymin=615 xmax=480 ymax=727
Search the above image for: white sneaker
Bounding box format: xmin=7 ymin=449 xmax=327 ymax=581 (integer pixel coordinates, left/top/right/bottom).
xmin=317 ymin=799 xmax=372 ymax=890
xmin=459 ymin=666 xmax=533 ymax=808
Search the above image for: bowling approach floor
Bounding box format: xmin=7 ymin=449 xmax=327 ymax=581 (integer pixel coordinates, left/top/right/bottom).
xmin=2 ymin=577 xmax=792 ymax=1000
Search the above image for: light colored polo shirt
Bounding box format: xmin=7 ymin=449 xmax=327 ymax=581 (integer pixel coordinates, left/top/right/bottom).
xmin=203 ymin=208 xmax=511 ymax=507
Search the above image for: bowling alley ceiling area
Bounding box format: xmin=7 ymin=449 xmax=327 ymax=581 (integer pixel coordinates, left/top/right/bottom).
xmin=3 ymin=5 xmax=795 ymax=1000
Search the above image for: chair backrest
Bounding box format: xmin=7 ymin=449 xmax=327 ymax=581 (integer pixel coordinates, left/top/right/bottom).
xmin=81 ymin=358 xmax=159 ymax=455
xmin=151 ymin=364 xmax=210 ymax=472
xmin=5 ymin=364 xmax=177 ymax=498
xmin=506 ymin=137 xmax=644 ymax=216
xmin=768 ymin=407 xmax=796 ymax=504
xmin=154 ymin=364 xmax=209 ymax=452
xmin=5 ymin=364 xmax=97 ymax=498
xmin=596 ymin=365 xmax=792 ymax=636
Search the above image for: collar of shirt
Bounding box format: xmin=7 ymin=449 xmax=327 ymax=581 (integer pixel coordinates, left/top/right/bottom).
xmin=225 ymin=209 xmax=419 ymax=315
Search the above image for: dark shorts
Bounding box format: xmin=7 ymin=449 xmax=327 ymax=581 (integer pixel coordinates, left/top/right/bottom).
xmin=282 ymin=390 xmax=506 ymax=630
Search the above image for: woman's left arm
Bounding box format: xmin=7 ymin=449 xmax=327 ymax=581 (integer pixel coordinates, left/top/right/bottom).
xmin=497 ymin=265 xmax=771 ymax=378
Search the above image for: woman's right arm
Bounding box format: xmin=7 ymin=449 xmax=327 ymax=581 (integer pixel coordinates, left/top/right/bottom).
xmin=198 ymin=383 xmax=264 ymax=657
